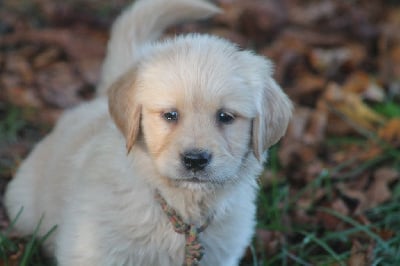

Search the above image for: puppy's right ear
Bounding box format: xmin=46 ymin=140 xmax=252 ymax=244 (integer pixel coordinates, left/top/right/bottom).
xmin=108 ymin=68 xmax=141 ymax=153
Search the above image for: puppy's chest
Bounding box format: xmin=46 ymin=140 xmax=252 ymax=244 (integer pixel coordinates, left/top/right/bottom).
xmin=108 ymin=203 xmax=219 ymax=265
xmin=104 ymin=206 xmax=184 ymax=264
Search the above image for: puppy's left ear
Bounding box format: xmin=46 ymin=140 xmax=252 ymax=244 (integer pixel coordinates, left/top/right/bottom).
xmin=108 ymin=67 xmax=141 ymax=153
xmin=241 ymin=54 xmax=292 ymax=161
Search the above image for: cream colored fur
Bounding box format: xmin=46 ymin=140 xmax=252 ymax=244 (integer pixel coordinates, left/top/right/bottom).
xmin=5 ymin=0 xmax=292 ymax=265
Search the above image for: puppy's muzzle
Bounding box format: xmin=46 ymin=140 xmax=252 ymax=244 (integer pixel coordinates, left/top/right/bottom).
xmin=181 ymin=149 xmax=212 ymax=172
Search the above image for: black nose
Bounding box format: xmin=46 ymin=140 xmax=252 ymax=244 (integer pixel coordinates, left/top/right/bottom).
xmin=181 ymin=150 xmax=212 ymax=171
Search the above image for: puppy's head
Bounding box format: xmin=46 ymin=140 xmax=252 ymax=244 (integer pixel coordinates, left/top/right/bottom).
xmin=109 ymin=35 xmax=292 ymax=188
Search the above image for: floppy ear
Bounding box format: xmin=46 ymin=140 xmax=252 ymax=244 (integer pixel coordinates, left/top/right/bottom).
xmin=240 ymin=53 xmax=292 ymax=161
xmin=252 ymin=76 xmax=292 ymax=161
xmin=108 ymin=67 xmax=141 ymax=153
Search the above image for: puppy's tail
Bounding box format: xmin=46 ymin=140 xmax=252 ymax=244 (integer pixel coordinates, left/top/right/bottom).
xmin=97 ymin=0 xmax=220 ymax=95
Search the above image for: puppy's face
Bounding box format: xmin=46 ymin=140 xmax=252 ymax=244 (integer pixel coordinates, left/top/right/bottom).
xmin=138 ymin=58 xmax=255 ymax=187
xmin=109 ymin=36 xmax=292 ymax=189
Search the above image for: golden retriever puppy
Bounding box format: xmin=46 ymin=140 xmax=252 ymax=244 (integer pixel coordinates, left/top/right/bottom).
xmin=5 ymin=0 xmax=292 ymax=265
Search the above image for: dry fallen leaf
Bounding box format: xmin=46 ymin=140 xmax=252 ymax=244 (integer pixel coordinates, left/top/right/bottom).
xmin=33 ymin=47 xmax=63 ymax=69
xmin=316 ymin=199 xmax=348 ymax=231
xmin=239 ymin=0 xmax=287 ymax=43
xmin=4 ymin=87 xmax=42 ymax=108
xmin=4 ymin=53 xmax=34 ymax=84
xmin=0 ymin=0 xmax=399 ymax=265
xmin=378 ymin=118 xmax=400 ymax=147
xmin=342 ymin=71 xmax=385 ymax=102
xmin=366 ymin=167 xmax=399 ymax=208
xmin=254 ymin=229 xmax=284 ymax=256
xmin=309 ymin=44 xmax=366 ymax=75
xmin=347 ymin=240 xmax=371 ymax=266
xmin=37 ymin=62 xmax=84 ymax=108
xmin=337 ymin=184 xmax=368 ymax=214
xmin=323 ymin=83 xmax=387 ymax=131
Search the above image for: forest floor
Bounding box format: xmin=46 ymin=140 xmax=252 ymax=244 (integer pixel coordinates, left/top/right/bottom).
xmin=1 ymin=0 xmax=399 ymax=265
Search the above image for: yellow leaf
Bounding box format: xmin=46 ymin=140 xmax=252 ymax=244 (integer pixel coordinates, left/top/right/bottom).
xmin=324 ymin=83 xmax=387 ymax=131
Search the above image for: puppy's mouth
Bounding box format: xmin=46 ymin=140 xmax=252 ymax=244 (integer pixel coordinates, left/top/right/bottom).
xmin=166 ymin=169 xmax=228 ymax=187
xmin=174 ymin=174 xmax=226 ymax=186
xmin=180 ymin=177 xmax=209 ymax=183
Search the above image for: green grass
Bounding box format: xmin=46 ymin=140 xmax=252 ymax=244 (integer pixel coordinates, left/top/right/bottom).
xmin=253 ymin=174 xmax=400 ymax=265
xmin=252 ymin=98 xmax=400 ymax=264
xmin=0 ymin=104 xmax=27 ymax=143
xmin=373 ymin=100 xmax=400 ymax=119
xmin=0 ymin=103 xmax=51 ymax=144
xmin=0 ymin=104 xmax=50 ymax=176
xmin=0 ymin=209 xmax=57 ymax=266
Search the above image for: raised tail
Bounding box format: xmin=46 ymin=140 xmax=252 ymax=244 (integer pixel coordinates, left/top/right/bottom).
xmin=97 ymin=0 xmax=221 ymax=95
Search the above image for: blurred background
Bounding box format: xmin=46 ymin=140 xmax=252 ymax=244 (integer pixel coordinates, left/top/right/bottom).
xmin=1 ymin=0 xmax=399 ymax=265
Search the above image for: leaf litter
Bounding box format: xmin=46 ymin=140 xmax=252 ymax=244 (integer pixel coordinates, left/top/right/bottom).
xmin=1 ymin=0 xmax=399 ymax=265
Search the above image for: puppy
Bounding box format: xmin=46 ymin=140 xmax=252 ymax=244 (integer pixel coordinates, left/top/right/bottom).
xmin=5 ymin=0 xmax=292 ymax=265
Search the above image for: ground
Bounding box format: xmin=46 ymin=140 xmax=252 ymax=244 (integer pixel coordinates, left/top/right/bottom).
xmin=0 ymin=0 xmax=399 ymax=265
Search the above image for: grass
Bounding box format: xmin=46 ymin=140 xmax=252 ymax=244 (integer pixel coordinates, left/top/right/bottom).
xmin=0 ymin=103 xmax=49 ymax=177
xmin=0 ymin=209 xmax=57 ymax=266
xmin=0 ymin=104 xmax=27 ymax=143
xmin=373 ymin=100 xmax=400 ymax=119
xmin=0 ymin=104 xmax=54 ymax=265
xmin=0 ymin=103 xmax=50 ymax=144
xmin=253 ymin=173 xmax=400 ymax=265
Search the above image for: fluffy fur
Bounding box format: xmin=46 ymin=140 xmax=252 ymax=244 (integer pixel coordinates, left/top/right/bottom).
xmin=5 ymin=0 xmax=292 ymax=265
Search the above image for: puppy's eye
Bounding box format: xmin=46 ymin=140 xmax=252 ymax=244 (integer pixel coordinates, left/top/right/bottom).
xmin=217 ymin=110 xmax=235 ymax=124
xmin=162 ymin=110 xmax=179 ymax=122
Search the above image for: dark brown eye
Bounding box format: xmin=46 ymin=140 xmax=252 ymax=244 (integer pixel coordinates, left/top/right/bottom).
xmin=217 ymin=110 xmax=235 ymax=124
xmin=162 ymin=111 xmax=179 ymax=122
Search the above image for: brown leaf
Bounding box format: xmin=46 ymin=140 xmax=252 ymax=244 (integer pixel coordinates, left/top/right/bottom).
xmin=238 ymin=0 xmax=287 ymax=42
xmin=366 ymin=167 xmax=399 ymax=208
xmin=255 ymin=229 xmax=284 ymax=256
xmin=260 ymin=31 xmax=309 ymax=85
xmin=4 ymin=87 xmax=42 ymax=108
xmin=316 ymin=200 xmax=349 ymax=230
xmin=290 ymin=73 xmax=326 ymax=105
xmin=0 ymin=250 xmax=22 ymax=266
xmin=0 ymin=28 xmax=106 ymax=62
xmin=278 ymin=28 xmax=347 ymax=47
xmin=374 ymin=228 xmax=395 ymax=241
xmin=309 ymin=44 xmax=366 ymax=74
xmin=347 ymin=240 xmax=371 ymax=266
xmin=343 ymin=71 xmax=385 ymax=102
xmin=378 ymin=118 xmax=400 ymax=147
xmin=379 ymin=18 xmax=400 ymax=84
xmin=343 ymin=71 xmax=372 ymax=94
xmin=4 ymin=52 xmax=34 ymax=84
xmin=214 ymin=0 xmax=244 ymax=29
xmin=337 ymin=186 xmax=368 ymax=214
xmin=37 ymin=62 xmax=84 ymax=108
xmin=374 ymin=167 xmax=399 ymax=183
xmin=209 ymin=28 xmax=248 ymax=48
xmin=287 ymin=1 xmax=337 ymax=26
xmin=33 ymin=47 xmax=63 ymax=69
